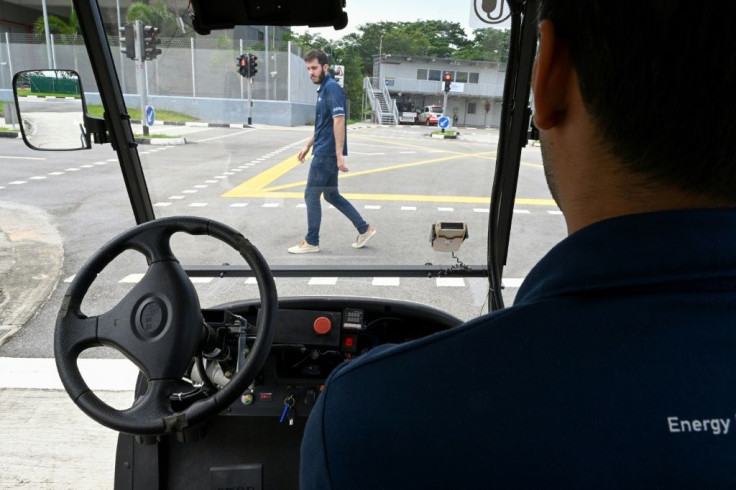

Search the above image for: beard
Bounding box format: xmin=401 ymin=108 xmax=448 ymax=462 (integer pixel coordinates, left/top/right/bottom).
xmin=539 ymin=132 xmax=561 ymax=207
xmin=311 ymin=67 xmax=326 ymax=84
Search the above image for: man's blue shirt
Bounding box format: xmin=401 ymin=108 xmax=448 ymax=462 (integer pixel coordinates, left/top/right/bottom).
xmin=312 ymin=74 xmax=347 ymax=158
xmin=301 ymin=208 xmax=736 ymax=489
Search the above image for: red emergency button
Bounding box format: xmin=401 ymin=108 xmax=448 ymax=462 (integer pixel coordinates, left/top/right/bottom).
xmin=313 ymin=316 xmax=332 ymax=335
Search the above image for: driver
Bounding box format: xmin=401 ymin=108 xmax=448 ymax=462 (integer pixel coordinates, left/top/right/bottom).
xmin=300 ymin=1 xmax=736 ymax=487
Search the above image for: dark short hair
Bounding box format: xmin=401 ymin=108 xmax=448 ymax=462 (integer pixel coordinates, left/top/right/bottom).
xmin=304 ymin=49 xmax=328 ymax=66
xmin=539 ymin=1 xmax=736 ymax=204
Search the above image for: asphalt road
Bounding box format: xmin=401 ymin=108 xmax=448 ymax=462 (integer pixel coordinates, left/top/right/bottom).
xmin=0 ymin=123 xmax=564 ymax=358
xmin=0 ymin=122 xmax=565 ymax=488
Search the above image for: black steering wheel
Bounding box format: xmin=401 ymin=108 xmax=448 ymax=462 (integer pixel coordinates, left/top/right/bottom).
xmin=54 ymin=216 xmax=277 ymax=435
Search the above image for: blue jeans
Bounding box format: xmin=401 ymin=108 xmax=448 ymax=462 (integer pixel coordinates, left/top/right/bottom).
xmin=305 ymin=156 xmax=369 ymax=246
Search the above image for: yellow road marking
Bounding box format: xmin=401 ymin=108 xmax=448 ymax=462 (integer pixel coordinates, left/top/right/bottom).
xmin=261 ymin=152 xmax=495 ymax=192
xmin=221 ymin=145 xmax=553 ymax=205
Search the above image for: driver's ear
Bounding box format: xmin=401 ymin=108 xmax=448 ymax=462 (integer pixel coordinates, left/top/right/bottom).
xmin=532 ymin=19 xmax=575 ymax=130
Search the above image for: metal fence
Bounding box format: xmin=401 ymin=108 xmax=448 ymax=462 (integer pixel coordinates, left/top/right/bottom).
xmin=0 ymin=33 xmax=316 ymax=105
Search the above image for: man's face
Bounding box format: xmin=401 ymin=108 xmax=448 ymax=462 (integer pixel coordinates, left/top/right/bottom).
xmin=306 ymin=59 xmax=327 ymax=85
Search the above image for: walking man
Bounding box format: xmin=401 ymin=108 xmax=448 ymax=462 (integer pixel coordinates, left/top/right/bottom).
xmin=288 ymin=49 xmax=376 ymax=254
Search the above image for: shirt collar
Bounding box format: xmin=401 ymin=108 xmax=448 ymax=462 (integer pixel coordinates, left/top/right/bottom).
xmin=516 ymin=208 xmax=736 ymax=305
xmin=317 ymin=73 xmax=332 ymax=92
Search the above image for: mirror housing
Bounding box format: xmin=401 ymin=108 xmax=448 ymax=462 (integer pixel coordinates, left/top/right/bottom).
xmin=13 ymin=69 xmax=91 ymax=151
xmin=190 ymin=0 xmax=348 ymax=34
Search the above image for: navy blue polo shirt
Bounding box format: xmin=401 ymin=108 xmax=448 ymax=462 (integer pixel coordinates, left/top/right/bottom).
xmin=301 ymin=208 xmax=736 ymax=489
xmin=312 ymin=74 xmax=347 ymax=158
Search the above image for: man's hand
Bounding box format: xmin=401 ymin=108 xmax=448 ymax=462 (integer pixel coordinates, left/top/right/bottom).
xmin=297 ymin=146 xmax=310 ymax=163
xmin=337 ymin=154 xmax=349 ymax=172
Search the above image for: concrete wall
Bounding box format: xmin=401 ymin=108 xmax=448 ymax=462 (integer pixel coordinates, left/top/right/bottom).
xmin=83 ymin=93 xmax=316 ymax=127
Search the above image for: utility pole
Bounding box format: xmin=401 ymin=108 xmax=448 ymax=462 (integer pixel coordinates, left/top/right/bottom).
xmin=135 ymin=20 xmax=149 ymax=136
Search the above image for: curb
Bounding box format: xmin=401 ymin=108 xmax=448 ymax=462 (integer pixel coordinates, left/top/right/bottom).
xmin=134 ymin=137 xmax=187 ymax=145
xmin=0 ymin=131 xmax=19 ymax=138
xmin=130 ymin=120 xmax=253 ymax=129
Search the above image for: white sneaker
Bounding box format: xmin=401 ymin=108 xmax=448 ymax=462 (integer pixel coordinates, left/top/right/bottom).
xmin=352 ymin=226 xmax=376 ymax=248
xmin=288 ymin=240 xmax=320 ymax=254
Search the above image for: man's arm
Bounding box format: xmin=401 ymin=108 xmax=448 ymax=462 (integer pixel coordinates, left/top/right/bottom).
xmin=333 ymin=115 xmax=348 ymax=172
xmin=297 ymin=136 xmax=314 ymax=163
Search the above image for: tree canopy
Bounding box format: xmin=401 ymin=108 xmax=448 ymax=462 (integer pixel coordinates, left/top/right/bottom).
xmin=284 ymin=21 xmax=510 ymax=118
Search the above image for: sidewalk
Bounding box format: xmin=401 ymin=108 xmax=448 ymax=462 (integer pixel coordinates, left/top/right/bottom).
xmin=0 ymin=201 xmax=63 ymax=347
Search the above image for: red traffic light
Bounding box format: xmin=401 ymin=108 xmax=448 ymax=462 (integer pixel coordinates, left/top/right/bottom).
xmin=444 ymin=73 xmax=452 ymax=81
xmin=240 ymin=57 xmax=246 ymax=66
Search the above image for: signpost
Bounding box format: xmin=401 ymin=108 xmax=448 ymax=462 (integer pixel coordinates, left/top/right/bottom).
xmin=145 ymin=105 xmax=155 ymax=128
xmin=438 ymin=116 xmax=450 ymax=133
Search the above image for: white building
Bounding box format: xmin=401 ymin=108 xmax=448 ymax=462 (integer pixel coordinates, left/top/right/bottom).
xmin=369 ymin=54 xmax=506 ymax=127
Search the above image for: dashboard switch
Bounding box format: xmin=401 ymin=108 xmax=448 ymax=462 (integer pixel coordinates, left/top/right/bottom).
xmin=313 ymin=316 xmax=332 ymax=335
xmin=342 ymin=334 xmax=357 ymax=352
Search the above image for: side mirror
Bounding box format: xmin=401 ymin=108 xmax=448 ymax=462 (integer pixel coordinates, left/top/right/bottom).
xmin=13 ymin=69 xmax=91 ymax=151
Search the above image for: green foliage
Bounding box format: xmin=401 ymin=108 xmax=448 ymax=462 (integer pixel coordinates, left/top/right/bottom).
xmin=126 ymin=1 xmax=193 ymax=37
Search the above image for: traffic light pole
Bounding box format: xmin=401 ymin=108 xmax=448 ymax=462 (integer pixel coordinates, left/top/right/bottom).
xmin=135 ymin=20 xmax=149 ymax=136
xmin=247 ymin=77 xmax=253 ymax=126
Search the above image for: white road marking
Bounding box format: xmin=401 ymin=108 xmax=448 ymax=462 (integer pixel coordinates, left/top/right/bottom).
xmin=189 ymin=202 xmax=208 ymax=207
xmin=437 ymin=277 xmax=465 ymax=287
xmin=438 ymin=207 xmax=454 ymax=212
xmin=309 ymin=277 xmax=338 ymax=285
xmin=401 ymin=206 xmax=417 ymax=211
xmin=120 ymin=273 xmax=145 ymax=283
xmin=372 ymin=277 xmax=400 ymax=286
xmin=153 ymin=202 xmax=172 ymax=207
xmin=502 ymin=277 xmax=525 ymax=288
xmin=0 ymin=357 xmax=138 ymax=390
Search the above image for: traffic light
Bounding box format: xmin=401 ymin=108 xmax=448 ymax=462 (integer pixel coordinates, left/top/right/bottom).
xmin=237 ymin=54 xmax=248 ymax=77
xmin=248 ymin=54 xmax=258 ymax=77
xmin=119 ymin=24 xmax=135 ymax=60
xmin=142 ymin=25 xmax=162 ymax=61
xmin=443 ymin=72 xmax=453 ymax=93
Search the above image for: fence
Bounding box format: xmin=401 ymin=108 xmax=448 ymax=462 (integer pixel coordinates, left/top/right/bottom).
xmin=0 ymin=33 xmax=319 ymax=125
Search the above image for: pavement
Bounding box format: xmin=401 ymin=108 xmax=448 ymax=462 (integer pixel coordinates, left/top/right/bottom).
xmin=0 ymin=200 xmax=63 ymax=348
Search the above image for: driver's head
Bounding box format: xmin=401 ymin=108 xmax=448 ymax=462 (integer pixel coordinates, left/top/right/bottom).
xmin=304 ymin=50 xmax=329 ymax=85
xmin=534 ymin=1 xmax=736 ymax=231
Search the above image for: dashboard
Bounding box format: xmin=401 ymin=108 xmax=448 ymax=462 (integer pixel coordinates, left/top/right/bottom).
xmin=201 ymin=296 xmax=463 ymax=421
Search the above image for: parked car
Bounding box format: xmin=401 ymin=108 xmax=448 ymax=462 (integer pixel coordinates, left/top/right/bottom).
xmin=417 ymin=105 xmax=443 ymax=125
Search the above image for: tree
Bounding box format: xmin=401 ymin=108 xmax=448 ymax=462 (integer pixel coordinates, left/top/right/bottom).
xmin=126 ymin=1 xmax=193 ymax=37
xmin=454 ymin=28 xmax=511 ymax=62
xmin=33 ymin=9 xmax=80 ymax=43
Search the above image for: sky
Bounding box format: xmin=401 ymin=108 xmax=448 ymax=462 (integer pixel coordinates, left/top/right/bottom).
xmin=293 ymin=0 xmax=482 ymax=40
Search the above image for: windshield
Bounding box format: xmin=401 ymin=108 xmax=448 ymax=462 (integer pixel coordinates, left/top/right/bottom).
xmin=0 ymin=1 xmax=562 ymax=330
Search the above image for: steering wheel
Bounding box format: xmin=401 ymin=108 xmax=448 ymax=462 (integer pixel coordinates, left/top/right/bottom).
xmin=54 ymin=216 xmax=277 ymax=436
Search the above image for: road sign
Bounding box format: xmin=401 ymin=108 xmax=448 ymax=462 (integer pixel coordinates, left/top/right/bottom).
xmin=438 ymin=116 xmax=450 ymax=129
xmin=145 ymin=105 xmax=155 ymax=127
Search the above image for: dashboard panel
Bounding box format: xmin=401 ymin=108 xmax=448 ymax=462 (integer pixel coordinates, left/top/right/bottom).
xmin=203 ymin=296 xmax=463 ymax=420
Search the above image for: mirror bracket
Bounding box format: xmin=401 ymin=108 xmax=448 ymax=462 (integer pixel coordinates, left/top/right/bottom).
xmin=83 ymin=114 xmax=109 ymax=147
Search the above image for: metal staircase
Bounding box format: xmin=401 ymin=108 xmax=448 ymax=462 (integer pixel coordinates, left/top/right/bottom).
xmin=363 ymin=77 xmax=398 ymax=125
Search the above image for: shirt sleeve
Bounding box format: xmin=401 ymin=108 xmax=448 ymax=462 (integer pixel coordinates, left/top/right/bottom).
xmin=325 ymin=83 xmax=346 ymax=118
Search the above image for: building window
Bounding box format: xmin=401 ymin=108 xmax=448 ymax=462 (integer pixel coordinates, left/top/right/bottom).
xmin=456 ymin=72 xmax=469 ymax=83
xmin=467 ymin=102 xmax=477 ymax=114
xmin=469 ymin=72 xmax=480 ymax=84
xmin=417 ymin=69 xmax=428 ymax=80
xmin=428 ymin=69 xmax=441 ymax=81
